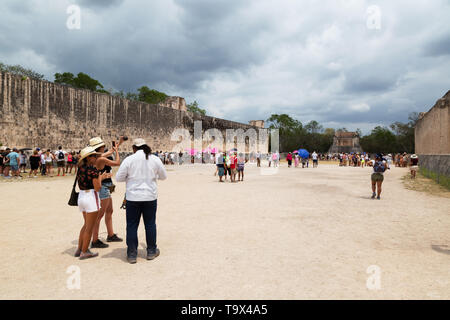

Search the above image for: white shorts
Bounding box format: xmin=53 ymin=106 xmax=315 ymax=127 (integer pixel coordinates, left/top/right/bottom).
xmin=78 ymin=189 xmax=100 ymax=213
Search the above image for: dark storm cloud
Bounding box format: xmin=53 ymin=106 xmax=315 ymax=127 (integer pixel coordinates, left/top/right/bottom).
xmin=424 ymin=33 xmax=450 ymax=57
xmin=344 ymin=76 xmax=397 ymax=93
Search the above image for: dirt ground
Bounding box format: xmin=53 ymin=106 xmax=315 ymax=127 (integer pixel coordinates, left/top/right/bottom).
xmin=1 ymin=161 xmax=450 ymax=300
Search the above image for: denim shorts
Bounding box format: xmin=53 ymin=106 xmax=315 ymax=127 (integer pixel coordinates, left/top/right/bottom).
xmin=99 ymin=181 xmax=113 ymax=200
xmin=11 ymin=165 xmax=19 ymax=171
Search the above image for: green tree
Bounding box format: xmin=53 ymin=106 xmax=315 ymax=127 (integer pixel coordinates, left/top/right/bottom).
xmin=305 ymin=120 xmax=323 ymax=134
xmin=267 ymin=114 xmax=301 ymax=131
xmin=360 ymin=126 xmax=397 ymax=153
xmin=125 ymin=92 xmax=139 ymax=101
xmin=54 ymin=72 xmax=104 ymax=92
xmin=137 ymin=86 xmax=168 ymax=104
xmin=0 ymin=62 xmax=45 ymax=80
xmin=186 ymin=101 xmax=206 ymax=115
xmin=389 ymin=112 xmax=418 ymax=153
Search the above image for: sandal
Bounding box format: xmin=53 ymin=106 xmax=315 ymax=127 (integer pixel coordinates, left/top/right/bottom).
xmin=79 ymin=250 xmax=99 ymax=260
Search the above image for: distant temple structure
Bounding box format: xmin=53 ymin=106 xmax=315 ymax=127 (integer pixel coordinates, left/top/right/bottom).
xmin=248 ymin=120 xmax=265 ymax=128
xmin=328 ymin=131 xmax=363 ymax=154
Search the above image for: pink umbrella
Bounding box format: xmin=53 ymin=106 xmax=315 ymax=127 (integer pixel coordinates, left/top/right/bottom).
xmin=293 ymin=150 xmax=298 ymax=154
xmin=185 ymin=148 xmax=198 ymax=156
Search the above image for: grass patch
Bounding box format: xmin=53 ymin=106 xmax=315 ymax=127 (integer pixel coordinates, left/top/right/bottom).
xmin=402 ymin=171 xmax=450 ymax=198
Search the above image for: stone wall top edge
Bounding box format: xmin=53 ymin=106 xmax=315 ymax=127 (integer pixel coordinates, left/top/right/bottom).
xmin=0 ymin=71 xmax=260 ymax=130
xmin=417 ymin=90 xmax=450 ymax=123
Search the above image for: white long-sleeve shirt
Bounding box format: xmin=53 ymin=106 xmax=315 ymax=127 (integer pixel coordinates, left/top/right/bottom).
xmin=115 ymin=150 xmax=167 ymax=201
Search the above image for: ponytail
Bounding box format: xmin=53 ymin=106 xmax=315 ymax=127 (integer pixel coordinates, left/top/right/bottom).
xmin=136 ymin=144 xmax=152 ymax=160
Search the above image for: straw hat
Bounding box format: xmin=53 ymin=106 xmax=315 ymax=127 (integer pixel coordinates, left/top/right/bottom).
xmin=78 ymin=146 xmax=101 ymax=162
xmin=0 ymin=146 xmax=7 ymax=151
xmin=132 ymin=138 xmax=146 ymax=147
xmin=410 ymin=154 xmax=418 ymax=159
xmin=88 ymin=137 xmax=105 ymax=149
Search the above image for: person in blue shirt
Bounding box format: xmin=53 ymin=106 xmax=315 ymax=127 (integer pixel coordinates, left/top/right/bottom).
xmin=6 ymin=148 xmax=20 ymax=178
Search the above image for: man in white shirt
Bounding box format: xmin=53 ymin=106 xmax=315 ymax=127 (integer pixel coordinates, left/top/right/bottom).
xmin=115 ymin=138 xmax=167 ymax=264
xmin=256 ymin=151 xmax=261 ymax=167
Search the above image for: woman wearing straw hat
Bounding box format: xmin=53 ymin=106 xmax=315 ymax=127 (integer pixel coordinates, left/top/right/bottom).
xmin=75 ymin=146 xmax=111 ymax=260
xmin=409 ymin=154 xmax=419 ymax=179
xmin=88 ymin=137 xmax=123 ymax=249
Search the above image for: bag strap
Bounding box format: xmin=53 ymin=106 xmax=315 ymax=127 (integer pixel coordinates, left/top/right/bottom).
xmin=72 ymin=174 xmax=78 ymax=192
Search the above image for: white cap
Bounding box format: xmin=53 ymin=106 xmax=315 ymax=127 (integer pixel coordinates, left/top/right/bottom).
xmin=133 ymin=138 xmax=146 ymax=147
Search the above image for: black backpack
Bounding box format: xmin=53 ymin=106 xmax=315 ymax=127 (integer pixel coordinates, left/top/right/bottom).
xmin=58 ymin=151 xmax=65 ymax=160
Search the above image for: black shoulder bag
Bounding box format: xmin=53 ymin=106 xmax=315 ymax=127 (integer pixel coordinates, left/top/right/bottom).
xmin=68 ymin=176 xmax=79 ymax=206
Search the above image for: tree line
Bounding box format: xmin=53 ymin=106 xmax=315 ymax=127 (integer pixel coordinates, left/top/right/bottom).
xmin=266 ymin=113 xmax=418 ymax=154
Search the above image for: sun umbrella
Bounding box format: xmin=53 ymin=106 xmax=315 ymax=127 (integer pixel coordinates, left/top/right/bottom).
xmin=293 ymin=150 xmax=298 ymax=154
xmin=185 ymin=148 xmax=198 ymax=156
xmin=298 ymin=149 xmax=309 ymax=159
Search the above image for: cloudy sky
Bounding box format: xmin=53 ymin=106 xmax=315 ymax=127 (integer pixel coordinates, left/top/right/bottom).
xmin=1 ymin=0 xmax=449 ymax=133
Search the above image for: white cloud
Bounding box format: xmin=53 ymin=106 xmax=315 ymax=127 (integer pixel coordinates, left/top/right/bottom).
xmin=349 ymin=103 xmax=371 ymax=112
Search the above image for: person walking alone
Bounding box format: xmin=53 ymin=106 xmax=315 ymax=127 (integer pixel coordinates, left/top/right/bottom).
xmin=371 ymin=154 xmax=389 ymax=200
xmin=115 ymin=138 xmax=167 ymax=264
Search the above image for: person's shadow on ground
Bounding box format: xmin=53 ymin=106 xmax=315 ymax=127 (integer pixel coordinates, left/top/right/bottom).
xmin=101 ymin=243 xmax=149 ymax=262
xmin=101 ymin=248 xmax=128 ymax=262
xmin=431 ymin=244 xmax=450 ymax=255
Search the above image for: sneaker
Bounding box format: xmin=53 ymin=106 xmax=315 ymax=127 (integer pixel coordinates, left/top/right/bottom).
xmin=147 ymin=248 xmax=160 ymax=260
xmin=79 ymin=250 xmax=99 ymax=260
xmin=127 ymin=256 xmax=137 ymax=264
xmin=377 ymin=196 xmax=381 ymax=200
xmin=91 ymin=239 xmax=109 ymax=248
xmin=371 ymin=192 xmax=376 ymax=199
xmin=106 ymin=234 xmax=123 ymax=242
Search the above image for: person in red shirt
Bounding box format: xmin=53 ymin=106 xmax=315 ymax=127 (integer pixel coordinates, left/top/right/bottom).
xmin=230 ymin=152 xmax=238 ymax=182
xmin=286 ymin=152 xmax=293 ymax=168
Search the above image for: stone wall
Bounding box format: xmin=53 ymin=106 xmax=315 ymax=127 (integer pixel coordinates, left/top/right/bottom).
xmin=415 ymin=90 xmax=450 ymax=155
xmin=0 ymin=72 xmax=266 ymax=152
xmin=415 ymin=91 xmax=450 ymax=189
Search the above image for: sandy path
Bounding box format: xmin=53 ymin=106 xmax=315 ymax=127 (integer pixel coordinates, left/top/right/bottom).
xmin=0 ymin=162 xmax=449 ymax=299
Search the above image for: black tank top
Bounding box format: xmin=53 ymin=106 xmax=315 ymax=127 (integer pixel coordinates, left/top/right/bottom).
xmin=100 ymin=156 xmax=113 ymax=184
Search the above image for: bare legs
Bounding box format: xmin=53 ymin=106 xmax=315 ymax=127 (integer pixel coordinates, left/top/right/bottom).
xmin=79 ymin=211 xmax=99 ymax=253
xmin=371 ymin=181 xmax=382 ymax=198
xmin=92 ymin=198 xmax=115 ymax=242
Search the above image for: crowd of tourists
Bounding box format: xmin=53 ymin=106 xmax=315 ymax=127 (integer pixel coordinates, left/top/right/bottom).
xmin=0 ymin=146 xmax=80 ymax=179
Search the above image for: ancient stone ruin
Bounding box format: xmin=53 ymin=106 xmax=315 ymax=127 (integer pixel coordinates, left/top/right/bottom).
xmin=0 ymin=72 xmax=268 ymax=153
xmin=328 ymin=131 xmax=363 ymax=154
xmin=415 ymin=90 xmax=450 ymax=188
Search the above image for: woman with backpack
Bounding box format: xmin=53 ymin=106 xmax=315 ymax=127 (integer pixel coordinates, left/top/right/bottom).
xmin=371 ymin=154 xmax=389 ymax=200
